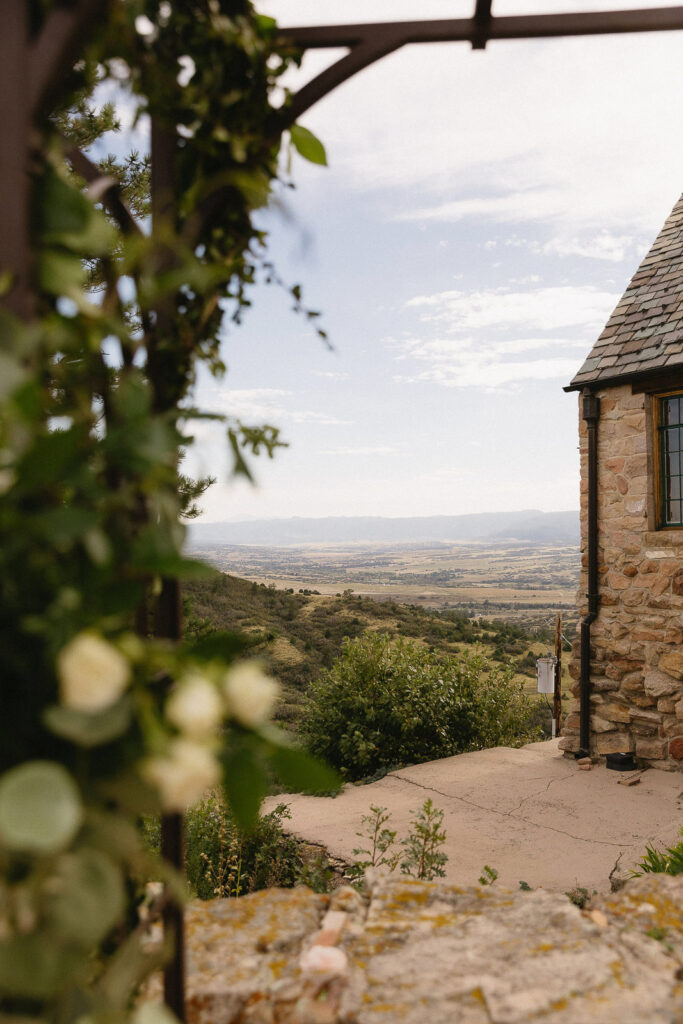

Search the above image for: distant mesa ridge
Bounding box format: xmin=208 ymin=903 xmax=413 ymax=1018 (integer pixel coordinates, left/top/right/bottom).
xmin=189 ymin=510 xmax=579 ymax=546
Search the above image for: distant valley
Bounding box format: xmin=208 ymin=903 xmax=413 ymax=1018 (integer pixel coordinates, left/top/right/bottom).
xmin=188 ymin=509 xmax=579 ymax=547
xmin=188 ymin=540 xmax=580 ymax=632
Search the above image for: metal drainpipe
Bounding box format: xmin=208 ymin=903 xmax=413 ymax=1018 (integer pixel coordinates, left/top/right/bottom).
xmin=579 ymin=388 xmax=600 ymax=757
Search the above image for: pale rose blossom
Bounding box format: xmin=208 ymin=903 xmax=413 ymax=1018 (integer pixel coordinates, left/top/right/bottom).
xmin=166 ymin=673 xmax=223 ymax=738
xmin=0 ymin=468 xmax=15 ymax=495
xmin=299 ymin=945 xmax=348 ymax=974
xmin=222 ymin=663 xmax=279 ymax=727
xmin=57 ymin=632 xmax=131 ymax=713
xmin=142 ymin=739 xmax=220 ymax=811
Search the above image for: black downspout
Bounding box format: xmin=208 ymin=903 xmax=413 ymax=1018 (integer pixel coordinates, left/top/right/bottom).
xmin=579 ymin=388 xmax=600 ymax=757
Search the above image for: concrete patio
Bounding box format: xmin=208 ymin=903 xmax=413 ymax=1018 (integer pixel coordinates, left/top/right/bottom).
xmin=265 ymin=739 xmax=683 ymax=893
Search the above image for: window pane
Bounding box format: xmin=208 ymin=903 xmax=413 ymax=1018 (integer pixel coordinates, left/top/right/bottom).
xmin=660 ymin=392 xmax=683 ymax=527
xmin=666 ymin=498 xmax=682 ymax=525
xmin=664 ymin=397 xmax=679 ymax=425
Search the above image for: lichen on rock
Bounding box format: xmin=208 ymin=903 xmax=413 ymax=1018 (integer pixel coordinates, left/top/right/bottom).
xmin=140 ymin=873 xmax=683 ymax=1023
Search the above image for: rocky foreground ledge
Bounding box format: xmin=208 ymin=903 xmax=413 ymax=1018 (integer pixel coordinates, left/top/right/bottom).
xmin=144 ymin=873 xmax=683 ymax=1023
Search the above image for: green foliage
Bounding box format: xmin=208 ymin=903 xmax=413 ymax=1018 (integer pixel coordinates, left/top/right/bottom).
xmin=632 ymin=829 xmax=683 ymax=877
xmin=348 ymin=805 xmax=400 ymax=882
xmin=347 ymin=801 xmax=447 ymax=885
xmin=145 ymin=796 xmax=308 ymax=899
xmin=564 ymin=885 xmax=595 ymax=909
xmin=478 ymin=865 xmax=499 ymax=886
xmin=400 ymin=799 xmax=448 ymax=881
xmin=300 ymin=633 xmax=539 ymax=779
xmin=184 ymin=572 xmax=557 ymax=727
xmin=289 ymin=125 xmax=328 ymax=166
xmin=0 ymin=1 xmax=334 ymax=1018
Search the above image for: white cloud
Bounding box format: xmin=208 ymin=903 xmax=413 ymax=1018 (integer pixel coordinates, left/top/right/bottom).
xmin=393 ymin=354 xmax=583 ymax=390
xmin=311 ymin=370 xmax=351 ymax=380
xmin=214 ymin=388 xmax=290 ymax=421
xmin=320 ymin=445 xmax=398 ymax=456
xmin=543 ymin=232 xmax=634 ymax=263
xmin=389 ymin=329 xmax=588 ymax=387
xmin=289 ymin=409 xmax=350 ymax=426
xmin=387 ymin=281 xmax=619 ymax=390
xmin=405 ymin=285 xmax=620 ymax=333
xmin=272 ymin=9 xmax=682 ymax=240
xmin=210 ymin=388 xmax=350 ymax=426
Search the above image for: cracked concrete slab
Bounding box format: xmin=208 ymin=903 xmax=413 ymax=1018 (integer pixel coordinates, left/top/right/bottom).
xmin=264 ymin=740 xmax=683 ymax=893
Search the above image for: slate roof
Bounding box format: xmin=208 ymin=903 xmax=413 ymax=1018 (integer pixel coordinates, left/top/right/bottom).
xmin=567 ymin=193 xmax=683 ymax=391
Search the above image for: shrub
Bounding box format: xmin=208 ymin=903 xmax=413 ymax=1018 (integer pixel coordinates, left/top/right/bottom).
xmin=632 ymin=828 xmax=683 ymax=877
xmin=349 ymin=800 xmax=447 ymax=884
xmin=300 ymin=633 xmax=539 ymax=779
xmin=145 ymin=796 xmax=310 ymax=899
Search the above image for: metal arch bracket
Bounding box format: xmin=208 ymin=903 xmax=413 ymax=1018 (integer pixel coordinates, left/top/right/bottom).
xmin=277 ymin=5 xmax=683 ymax=123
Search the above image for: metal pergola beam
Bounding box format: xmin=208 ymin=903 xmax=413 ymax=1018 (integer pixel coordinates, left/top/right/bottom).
xmin=278 ymin=6 xmax=683 ymax=122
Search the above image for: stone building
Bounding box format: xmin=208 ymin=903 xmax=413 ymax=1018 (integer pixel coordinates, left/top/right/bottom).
xmin=561 ymin=193 xmax=683 ymax=769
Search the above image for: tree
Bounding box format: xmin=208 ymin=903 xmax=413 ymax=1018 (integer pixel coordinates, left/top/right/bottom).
xmin=0 ymin=2 xmax=333 ymax=1018
xmin=300 ymin=633 xmax=539 ymax=779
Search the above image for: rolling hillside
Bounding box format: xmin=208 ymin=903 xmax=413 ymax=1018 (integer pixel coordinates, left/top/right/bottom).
xmin=184 ymin=571 xmax=560 ymax=725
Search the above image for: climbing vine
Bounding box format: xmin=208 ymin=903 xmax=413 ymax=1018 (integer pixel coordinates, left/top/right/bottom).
xmin=0 ymin=1 xmax=333 ymax=1018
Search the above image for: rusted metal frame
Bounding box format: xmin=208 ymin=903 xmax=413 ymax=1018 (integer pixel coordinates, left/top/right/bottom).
xmin=280 ymin=8 xmax=683 ymax=49
xmin=29 ymin=0 xmax=107 ymax=120
xmin=280 ymin=31 xmax=408 ymax=127
xmin=472 ymin=0 xmax=493 ymax=50
xmin=277 ymin=7 xmax=683 ymax=123
xmin=150 ymin=115 xmax=187 ymax=1022
xmin=0 ymin=0 xmax=32 ymax=321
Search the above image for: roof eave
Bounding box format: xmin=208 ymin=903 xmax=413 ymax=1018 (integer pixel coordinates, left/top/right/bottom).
xmin=564 ymin=362 xmax=683 ymax=394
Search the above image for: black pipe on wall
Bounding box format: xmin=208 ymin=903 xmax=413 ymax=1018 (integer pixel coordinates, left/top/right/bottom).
xmin=579 ymin=389 xmax=600 ymax=755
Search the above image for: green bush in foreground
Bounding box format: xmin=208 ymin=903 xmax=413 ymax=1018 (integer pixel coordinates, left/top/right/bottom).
xmin=145 ymin=796 xmax=325 ymax=899
xmin=300 ymin=633 xmax=539 ymax=780
xmin=632 ymin=828 xmax=683 ymax=877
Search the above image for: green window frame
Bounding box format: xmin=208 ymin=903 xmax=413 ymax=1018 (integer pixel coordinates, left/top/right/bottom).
xmin=657 ymin=391 xmax=683 ymax=527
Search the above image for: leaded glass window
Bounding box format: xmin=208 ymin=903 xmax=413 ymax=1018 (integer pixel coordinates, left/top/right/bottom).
xmin=659 ymin=392 xmax=683 ymax=527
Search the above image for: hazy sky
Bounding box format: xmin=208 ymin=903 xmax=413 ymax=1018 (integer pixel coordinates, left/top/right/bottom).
xmin=185 ymin=0 xmax=683 ymax=523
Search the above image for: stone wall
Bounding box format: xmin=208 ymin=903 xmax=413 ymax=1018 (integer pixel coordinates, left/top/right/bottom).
xmin=560 ymin=384 xmax=683 ymax=768
xmin=141 ymin=873 xmax=683 ymax=1023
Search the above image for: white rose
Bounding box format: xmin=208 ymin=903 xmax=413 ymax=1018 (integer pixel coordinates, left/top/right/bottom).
xmin=0 ymin=468 xmax=15 ymax=495
xmin=57 ymin=632 xmax=131 ymax=713
xmin=141 ymin=739 xmax=220 ymax=812
xmin=166 ymin=673 xmax=223 ymax=739
xmin=222 ymin=663 xmax=279 ymax=727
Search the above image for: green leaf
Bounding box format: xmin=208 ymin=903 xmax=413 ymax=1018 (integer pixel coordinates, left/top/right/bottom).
xmin=112 ymin=371 xmax=151 ymax=420
xmin=38 ymin=166 xmax=116 ymax=255
xmin=268 ymin=743 xmax=340 ymax=796
xmin=38 ymin=250 xmax=87 ymax=297
xmin=16 ymin=427 xmax=83 ymax=489
xmin=221 ymin=740 xmax=269 ymax=830
xmin=290 ymin=125 xmax=328 ymax=166
xmin=31 ymin=505 xmax=98 ymax=546
xmin=43 ymin=698 xmax=132 ymax=748
xmin=46 ymin=848 xmax=125 ymax=946
xmin=38 ymin=168 xmax=90 ymax=239
xmin=0 ymin=762 xmax=83 ymax=854
xmin=0 ymin=933 xmax=83 ymax=998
